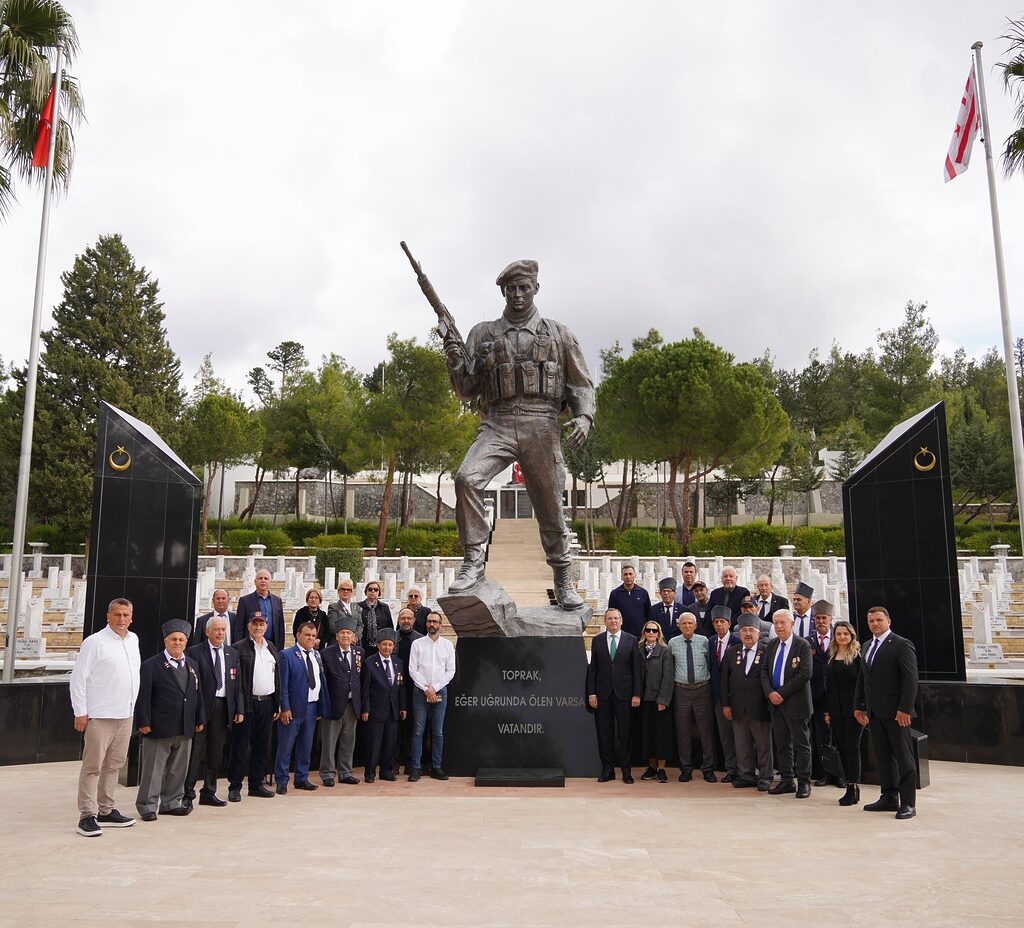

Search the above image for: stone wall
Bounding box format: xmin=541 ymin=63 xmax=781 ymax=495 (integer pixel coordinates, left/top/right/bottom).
xmin=233 ymin=480 xmax=455 ymax=521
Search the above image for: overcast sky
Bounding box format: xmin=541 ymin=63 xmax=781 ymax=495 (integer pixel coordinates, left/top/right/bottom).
xmin=3 ymin=2 xmax=1024 ymax=397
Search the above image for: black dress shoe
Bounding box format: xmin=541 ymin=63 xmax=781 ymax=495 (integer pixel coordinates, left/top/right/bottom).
xmin=863 ymin=796 xmax=900 ymax=812
xmin=321 ymin=778 xmax=335 ymax=787
xmin=408 ymin=768 xmax=422 ymax=782
xmin=180 ymin=799 xmax=194 ymax=813
xmin=597 ymin=773 xmax=614 ymax=783
xmin=622 ymin=773 xmax=635 ymax=784
xmin=814 ymin=776 xmax=829 ymax=787
xmin=199 ymin=794 xmax=227 ymax=807
xmin=757 ymin=780 xmax=771 ymax=792
xmin=795 ymin=781 xmax=811 ymax=799
xmin=294 ymin=780 xmax=318 ymax=791
xmin=340 ymin=775 xmax=360 ymax=785
xmin=895 ymin=804 xmax=917 ymax=820
xmin=430 ymin=769 xmax=450 ymax=781
xmin=677 ymin=770 xmax=692 ymax=782
xmin=275 ymin=784 xmax=287 ymax=795
xmin=248 ymin=785 xmax=274 ymax=798
xmin=722 ymin=773 xmax=737 ymax=783
xmin=703 ymin=771 xmax=718 ymax=783
xmin=381 ymin=773 xmax=397 ymax=782
xmin=228 ymin=789 xmax=242 ymax=802
xmin=161 ymin=806 xmax=191 ymax=816
xmin=364 ymin=774 xmax=376 ymax=784
xmin=732 ymin=779 xmax=757 ymax=789
xmin=641 ymin=767 xmax=657 ymax=781
xmin=769 ymin=780 xmax=796 ymax=795
xmin=140 ymin=812 xmax=157 ymax=822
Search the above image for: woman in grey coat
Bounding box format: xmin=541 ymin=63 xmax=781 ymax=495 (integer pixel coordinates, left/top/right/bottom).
xmin=637 ymin=622 xmax=676 ymax=782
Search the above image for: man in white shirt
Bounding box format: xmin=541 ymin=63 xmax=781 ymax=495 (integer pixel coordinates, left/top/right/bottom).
xmin=407 ymin=612 xmax=456 ymax=782
xmin=69 ymin=598 xmax=141 ymax=837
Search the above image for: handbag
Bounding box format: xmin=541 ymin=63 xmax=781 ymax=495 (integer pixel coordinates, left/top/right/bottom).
xmin=820 ymin=724 xmax=845 ymax=779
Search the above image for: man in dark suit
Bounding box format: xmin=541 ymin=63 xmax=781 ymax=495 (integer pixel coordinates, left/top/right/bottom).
xmin=183 ymin=615 xmax=244 ymax=810
xmin=586 ymin=609 xmax=642 ymax=783
xmin=855 ymin=606 xmax=920 ymax=820
xmin=327 ymin=578 xmax=364 ymax=643
xmin=227 ymin=612 xmax=281 ymax=802
xmin=689 ymin=581 xmax=715 ymax=637
xmin=235 ymin=570 xmax=286 ymax=650
xmin=192 ymin=589 xmax=237 ymax=646
xmin=651 ymin=577 xmax=684 ymax=640
xmin=753 ymin=575 xmax=788 ymax=624
xmin=134 ymin=620 xmax=206 ymax=821
xmin=274 ymin=621 xmax=330 ymax=794
xmin=708 ymin=567 xmax=750 ymax=624
xmin=319 ymin=619 xmax=364 ymax=786
xmin=708 ymin=607 xmax=741 ymax=782
xmin=360 ymin=629 xmax=407 ymax=782
xmin=790 ymin=581 xmax=815 ymax=639
xmin=760 ymin=609 xmax=814 ymax=798
xmin=722 ymin=614 xmax=772 ymax=790
xmin=808 ymin=599 xmax=840 ymax=787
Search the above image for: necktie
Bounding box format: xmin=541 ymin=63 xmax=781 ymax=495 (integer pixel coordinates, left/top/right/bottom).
xmin=342 ymin=650 xmax=350 ymax=670
xmin=743 ymin=647 xmax=751 ymax=672
xmin=213 ymin=647 xmax=223 ymax=689
xmin=867 ymin=638 xmax=880 ymax=666
xmin=384 ymin=659 xmax=393 ymax=684
xmin=304 ymin=649 xmax=316 ymax=688
xmin=772 ymin=642 xmax=786 ymax=688
xmin=717 ymin=638 xmax=724 ymax=663
xmin=609 ymin=636 xmax=617 ymax=660
xmin=819 ymin=634 xmax=827 ymax=652
xmin=685 ymin=639 xmax=695 ymax=683
xmin=760 ymin=600 xmax=768 ymax=619
xmin=797 ymin=615 xmax=806 ymax=637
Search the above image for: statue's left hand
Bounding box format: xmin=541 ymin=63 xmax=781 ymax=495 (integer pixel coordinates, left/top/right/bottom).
xmin=563 ymin=416 xmax=591 ymax=452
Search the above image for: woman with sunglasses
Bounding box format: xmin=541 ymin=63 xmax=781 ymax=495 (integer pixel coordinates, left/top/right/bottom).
xmin=404 ymin=588 xmax=429 ymax=634
xmin=824 ymin=619 xmax=864 ymax=806
xmin=637 ymin=623 xmax=676 ymax=782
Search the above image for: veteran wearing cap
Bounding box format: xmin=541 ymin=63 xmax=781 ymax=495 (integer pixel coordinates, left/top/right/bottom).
xmin=134 ymin=620 xmax=206 ymax=821
xmin=444 ymin=259 xmax=595 ymax=609
xmin=791 ymin=581 xmax=815 ymax=638
xmin=651 ymin=576 xmax=684 ymax=640
xmin=721 ymin=614 xmax=773 ymax=790
xmin=808 ymin=599 xmax=841 ymax=787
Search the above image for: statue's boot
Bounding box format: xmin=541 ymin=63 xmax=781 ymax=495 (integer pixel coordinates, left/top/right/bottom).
xmin=448 ymin=546 xmax=486 ymax=594
xmin=553 ymin=564 xmax=584 ymax=609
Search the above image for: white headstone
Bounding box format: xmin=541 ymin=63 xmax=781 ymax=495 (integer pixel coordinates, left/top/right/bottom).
xmin=324 ymin=567 xmax=337 ymax=596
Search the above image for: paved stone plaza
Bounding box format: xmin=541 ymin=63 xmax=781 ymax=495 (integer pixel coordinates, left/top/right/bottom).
xmin=0 ymin=760 xmax=1020 ymax=927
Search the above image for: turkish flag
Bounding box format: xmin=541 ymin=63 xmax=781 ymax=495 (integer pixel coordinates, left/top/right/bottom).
xmin=944 ymin=63 xmax=980 ymax=183
xmin=31 ymin=84 xmax=55 ymax=168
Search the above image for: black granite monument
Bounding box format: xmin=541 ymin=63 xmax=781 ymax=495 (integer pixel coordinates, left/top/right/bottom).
xmin=84 ymin=402 xmax=202 ymax=661
xmin=842 ymin=401 xmax=965 ymax=681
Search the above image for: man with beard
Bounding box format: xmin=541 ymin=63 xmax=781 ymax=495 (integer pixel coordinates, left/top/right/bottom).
xmin=395 ymin=608 xmax=424 ymax=772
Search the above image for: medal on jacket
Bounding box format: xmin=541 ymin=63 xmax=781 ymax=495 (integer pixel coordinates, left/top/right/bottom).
xmin=229 ymin=667 xmax=237 ymax=681
xmin=396 ymin=672 xmax=403 ymax=686
xmin=791 ymin=656 xmax=800 ymax=668
xmin=355 ymin=652 xmax=362 ymax=672
xmin=754 ymin=651 xmax=762 ymax=665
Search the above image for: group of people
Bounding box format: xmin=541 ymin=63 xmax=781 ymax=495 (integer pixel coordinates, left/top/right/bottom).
xmin=589 ymin=564 xmax=921 ymax=819
xmin=69 ymin=573 xmax=456 ymax=837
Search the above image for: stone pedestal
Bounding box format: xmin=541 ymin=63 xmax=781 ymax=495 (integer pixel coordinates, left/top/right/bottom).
xmin=444 ymin=637 xmax=599 ymax=778
xmin=440 ymin=582 xmax=589 ymax=638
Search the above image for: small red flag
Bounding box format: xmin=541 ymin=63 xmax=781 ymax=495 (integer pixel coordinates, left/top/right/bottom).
xmin=31 ymin=84 xmax=55 ymax=168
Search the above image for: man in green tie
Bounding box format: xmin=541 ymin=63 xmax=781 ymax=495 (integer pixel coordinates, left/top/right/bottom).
xmin=586 ymin=610 xmax=642 ymax=783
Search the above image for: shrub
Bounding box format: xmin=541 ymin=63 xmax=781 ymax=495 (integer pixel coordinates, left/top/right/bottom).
xmin=278 ymin=519 xmax=326 ymax=545
xmin=222 ymin=527 xmax=293 ymax=556
xmin=393 ymin=528 xmax=436 ymax=556
xmin=615 ymin=527 xmax=679 ymax=557
xmin=223 ymin=529 xmax=258 ymax=555
xmin=26 ymin=523 xmax=86 ymax=552
xmin=315 ymin=548 xmax=365 ymax=586
xmin=307 ymin=533 xmax=364 ymax=549
xmin=958 ymin=530 xmax=1020 ymax=556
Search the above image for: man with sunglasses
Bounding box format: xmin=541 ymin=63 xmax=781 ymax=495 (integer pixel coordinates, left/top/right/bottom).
xmin=359 ymin=581 xmax=394 ymax=655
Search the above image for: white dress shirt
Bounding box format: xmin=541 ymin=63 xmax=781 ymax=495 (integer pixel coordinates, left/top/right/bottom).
xmin=69 ymin=625 xmax=141 ymax=719
xmin=742 ymin=645 xmax=757 ymax=674
xmin=209 ymin=643 xmax=226 ymax=698
xmin=772 ymin=637 xmax=791 ymax=686
xmin=251 ymin=638 xmax=276 ymax=696
xmin=865 ymin=629 xmax=892 ymax=665
xmin=300 ymin=647 xmax=321 ymax=702
xmin=793 ymin=613 xmax=812 ymax=638
xmin=408 ymin=634 xmax=457 ymax=692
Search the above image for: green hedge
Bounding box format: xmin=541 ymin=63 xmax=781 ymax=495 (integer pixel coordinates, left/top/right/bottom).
xmin=315 ymin=548 xmax=365 ymax=586
xmin=307 ymin=533 xmax=364 ymax=549
xmin=222 ymin=527 xmax=294 ymax=556
xmin=955 ymin=529 xmax=1021 ymax=556
xmin=614 ymin=528 xmax=680 ymax=557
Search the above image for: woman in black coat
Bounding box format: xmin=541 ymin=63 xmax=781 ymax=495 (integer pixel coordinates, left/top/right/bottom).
xmin=824 ymin=619 xmax=864 ymax=806
xmin=636 ymin=623 xmax=676 ymax=783
xmin=292 ymin=588 xmax=331 ymax=650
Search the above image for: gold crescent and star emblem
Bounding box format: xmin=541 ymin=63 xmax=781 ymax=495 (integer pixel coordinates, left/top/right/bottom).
xmin=913 ymin=446 xmax=936 ymax=473
xmin=108 ymin=446 xmax=132 ymax=471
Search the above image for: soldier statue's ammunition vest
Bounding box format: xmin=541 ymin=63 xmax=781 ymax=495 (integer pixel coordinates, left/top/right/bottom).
xmin=479 ymin=318 xmax=563 ymax=405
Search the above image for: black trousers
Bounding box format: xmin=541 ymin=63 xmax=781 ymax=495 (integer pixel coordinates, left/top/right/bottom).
xmin=365 ymin=718 xmax=398 ymax=775
xmin=831 ymin=714 xmax=863 ymax=784
xmin=228 ymin=697 xmax=274 ymax=790
xmin=185 ymin=697 xmax=230 ymax=799
xmin=594 ymin=695 xmax=632 ymax=773
xmin=869 ymin=713 xmax=916 ymax=806
xmin=770 ymin=708 xmax=812 ymax=782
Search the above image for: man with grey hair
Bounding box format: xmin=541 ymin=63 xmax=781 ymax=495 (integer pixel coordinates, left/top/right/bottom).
xmin=69 ymin=598 xmax=141 ymax=836
xmin=668 ymin=612 xmax=717 ymax=782
xmin=722 ymin=613 xmax=772 ymax=790
xmin=753 ymin=574 xmax=788 ymax=623
xmin=444 ymin=258 xmax=595 ymax=609
xmin=708 ymin=567 xmax=749 ymax=623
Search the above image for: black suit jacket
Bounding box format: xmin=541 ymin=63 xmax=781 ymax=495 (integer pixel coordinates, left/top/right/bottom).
xmin=235 ymin=591 xmax=286 ymax=650
xmin=234 ymin=637 xmax=282 ymax=713
xmin=135 ymin=653 xmax=206 ymax=738
xmin=650 ymin=602 xmax=684 ymax=640
xmin=709 ymin=632 xmax=741 ymax=704
xmin=807 ymin=632 xmax=831 ymax=705
xmin=708 ymin=586 xmax=750 ymax=622
xmin=855 ymin=632 xmax=918 ymax=719
xmin=760 ymin=634 xmax=813 ymax=719
xmin=586 ymin=631 xmax=643 ymax=701
xmin=322 ymin=643 xmax=364 ymax=718
xmin=361 ymin=653 xmax=407 ymax=722
xmin=186 ymin=642 xmax=244 ymax=723
xmin=192 ymin=611 xmax=237 ymax=646
xmin=753 ymin=594 xmax=788 ymax=622
xmin=721 ymin=643 xmax=770 ymax=722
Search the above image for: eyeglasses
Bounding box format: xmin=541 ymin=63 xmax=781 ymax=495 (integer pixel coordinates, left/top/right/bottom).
xmin=643 ymin=628 xmax=660 ymax=634
xmin=366 ymin=587 xmax=380 ymax=593
xmin=408 ymin=593 xmax=420 ymax=599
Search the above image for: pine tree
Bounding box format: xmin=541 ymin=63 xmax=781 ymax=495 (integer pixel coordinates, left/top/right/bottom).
xmin=27 ymin=233 xmax=183 ymax=540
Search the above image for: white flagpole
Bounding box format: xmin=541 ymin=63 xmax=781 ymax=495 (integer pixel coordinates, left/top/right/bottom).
xmin=2 ymin=49 xmax=64 ymax=684
xmin=972 ymin=41 xmax=1024 ymax=556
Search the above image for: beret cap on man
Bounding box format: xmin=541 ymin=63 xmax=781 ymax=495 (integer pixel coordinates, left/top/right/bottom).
xmin=794 ymin=581 xmax=814 ymax=599
xmin=659 ymin=576 xmax=676 ymax=591
xmin=161 ymin=619 xmax=192 ymax=638
xmin=336 ymin=616 xmax=358 ymax=633
xmin=711 ymin=605 xmax=732 ymax=622
xmin=811 ymin=599 xmax=834 ymax=617
xmin=496 ymin=259 xmax=539 ymax=287
xmin=376 ymin=629 xmax=397 ymax=644
xmin=737 ymin=614 xmax=761 ymax=630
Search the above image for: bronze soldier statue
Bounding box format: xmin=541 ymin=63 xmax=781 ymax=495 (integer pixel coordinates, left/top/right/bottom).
xmin=439 ymin=258 xmax=595 ymax=608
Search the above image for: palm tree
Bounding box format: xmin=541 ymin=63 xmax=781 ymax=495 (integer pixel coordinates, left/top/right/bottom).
xmin=999 ymin=17 xmax=1024 ymax=178
xmin=0 ymin=0 xmax=82 ymax=217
